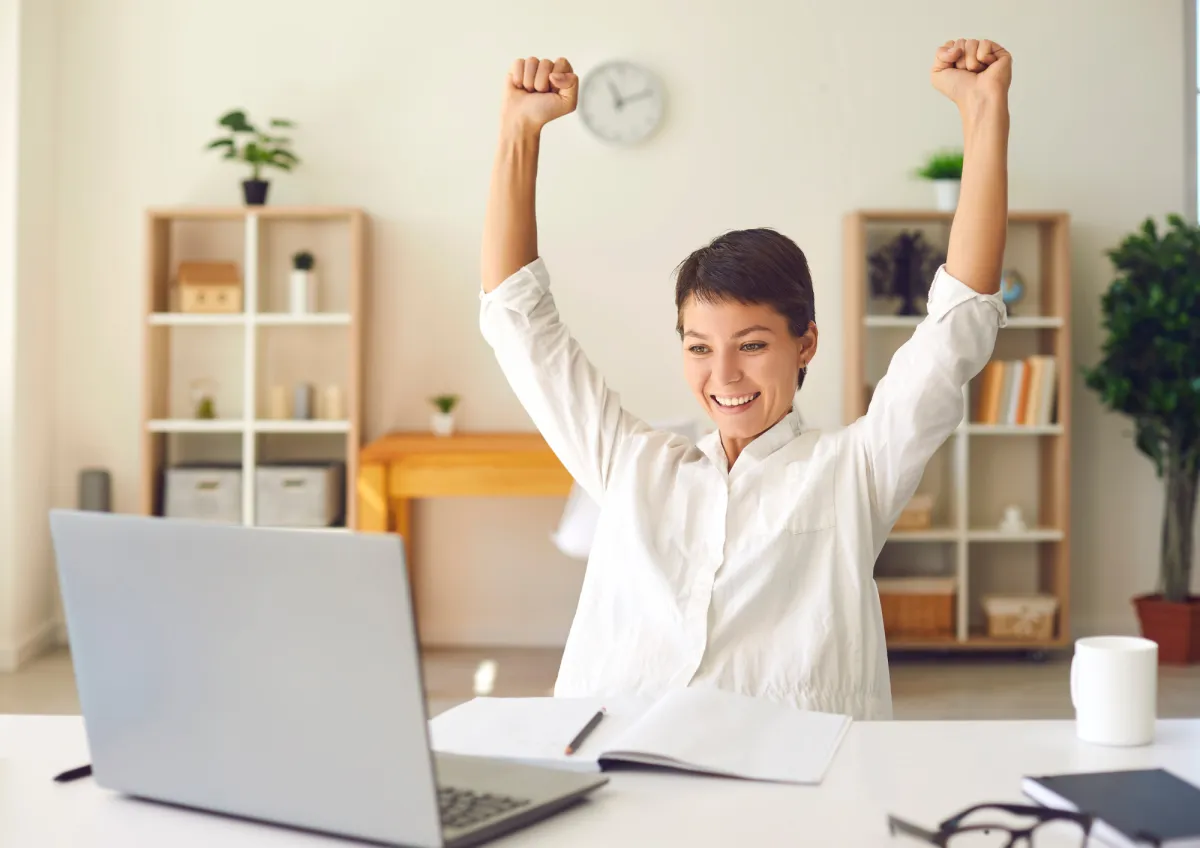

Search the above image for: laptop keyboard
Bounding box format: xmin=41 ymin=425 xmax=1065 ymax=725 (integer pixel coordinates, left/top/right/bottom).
xmin=438 ymin=786 xmax=530 ymax=830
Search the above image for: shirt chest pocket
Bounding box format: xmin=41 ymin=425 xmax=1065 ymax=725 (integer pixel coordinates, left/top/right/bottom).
xmin=781 ymin=461 xmax=837 ymax=534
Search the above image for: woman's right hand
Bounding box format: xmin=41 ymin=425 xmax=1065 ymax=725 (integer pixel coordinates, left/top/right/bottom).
xmin=501 ymin=56 xmax=578 ymax=136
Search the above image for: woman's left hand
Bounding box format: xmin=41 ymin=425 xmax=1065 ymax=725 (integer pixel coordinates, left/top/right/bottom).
xmin=931 ymin=38 xmax=1012 ymax=109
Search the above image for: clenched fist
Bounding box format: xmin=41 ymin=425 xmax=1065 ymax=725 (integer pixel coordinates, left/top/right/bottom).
xmin=502 ymin=56 xmax=578 ymax=135
xmin=931 ymin=38 xmax=1012 ymax=107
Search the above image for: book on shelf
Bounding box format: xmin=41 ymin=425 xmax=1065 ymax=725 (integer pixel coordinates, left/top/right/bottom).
xmin=973 ymin=356 xmax=1057 ymax=426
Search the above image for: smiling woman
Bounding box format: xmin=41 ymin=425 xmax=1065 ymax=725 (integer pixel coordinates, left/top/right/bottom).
xmin=478 ymin=41 xmax=1011 ymax=720
xmin=674 ymin=228 xmax=817 ymax=465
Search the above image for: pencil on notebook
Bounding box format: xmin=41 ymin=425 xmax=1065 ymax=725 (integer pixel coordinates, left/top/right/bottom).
xmin=564 ymin=708 xmax=606 ymax=755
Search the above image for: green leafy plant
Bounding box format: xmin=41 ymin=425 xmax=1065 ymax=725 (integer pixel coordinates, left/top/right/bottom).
xmin=915 ymin=149 xmax=963 ymax=180
xmin=292 ymin=251 xmax=314 ymax=271
xmin=430 ymin=394 xmax=459 ymax=415
xmin=206 ymin=109 xmax=300 ymax=181
xmin=1082 ymin=213 xmax=1200 ymax=603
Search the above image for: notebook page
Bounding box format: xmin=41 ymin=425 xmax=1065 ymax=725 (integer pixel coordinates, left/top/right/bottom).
xmin=599 ymin=686 xmax=852 ymax=784
xmin=428 ymin=696 xmax=650 ymax=773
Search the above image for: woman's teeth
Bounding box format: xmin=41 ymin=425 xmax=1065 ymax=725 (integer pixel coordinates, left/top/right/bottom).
xmin=714 ymin=393 xmax=759 ymax=407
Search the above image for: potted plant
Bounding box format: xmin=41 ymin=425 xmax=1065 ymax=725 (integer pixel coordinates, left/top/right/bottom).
xmin=205 ymin=109 xmax=300 ymax=206
xmin=290 ymin=251 xmax=316 ymax=313
xmin=430 ymin=394 xmax=460 ymax=437
xmin=915 ymin=149 xmax=963 ymax=211
xmin=868 ymin=230 xmax=945 ymax=316
xmin=1082 ymin=213 xmax=1200 ymax=664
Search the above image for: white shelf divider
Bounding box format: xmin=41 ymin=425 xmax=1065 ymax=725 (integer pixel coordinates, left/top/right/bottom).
xmin=148 ymin=419 xmax=245 ymax=433
xmin=964 ymin=424 xmax=1064 ymax=435
xmin=253 ymin=420 xmax=351 ymax=434
xmin=866 ymin=315 xmax=1063 ymax=329
xmin=968 ymin=528 xmax=1065 ymax=542
xmin=254 ymin=313 xmax=352 ymax=326
xmin=242 ymin=213 xmax=261 ymax=526
xmin=148 ymin=313 xmax=246 ymax=326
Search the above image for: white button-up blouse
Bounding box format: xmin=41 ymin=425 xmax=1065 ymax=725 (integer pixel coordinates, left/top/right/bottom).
xmin=480 ymin=258 xmax=1005 ymax=719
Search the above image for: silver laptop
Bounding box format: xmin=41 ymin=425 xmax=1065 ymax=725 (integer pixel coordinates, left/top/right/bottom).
xmin=48 ymin=509 xmax=607 ymax=847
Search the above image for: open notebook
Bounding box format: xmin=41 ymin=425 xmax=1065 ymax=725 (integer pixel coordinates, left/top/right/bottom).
xmin=428 ymin=686 xmax=852 ymax=785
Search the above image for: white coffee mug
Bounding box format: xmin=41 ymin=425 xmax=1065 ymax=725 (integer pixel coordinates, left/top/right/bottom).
xmin=1070 ymin=636 xmax=1157 ymax=746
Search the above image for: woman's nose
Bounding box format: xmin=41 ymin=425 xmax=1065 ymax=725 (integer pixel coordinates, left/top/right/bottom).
xmin=712 ymin=351 xmax=743 ymax=386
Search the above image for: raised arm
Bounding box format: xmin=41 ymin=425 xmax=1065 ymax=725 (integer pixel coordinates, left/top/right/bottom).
xmin=934 ymin=38 xmax=1012 ymax=291
xmin=852 ymin=39 xmax=1012 ymax=542
xmin=479 ymin=57 xmax=648 ymax=502
xmin=481 ymin=57 xmax=577 ymax=292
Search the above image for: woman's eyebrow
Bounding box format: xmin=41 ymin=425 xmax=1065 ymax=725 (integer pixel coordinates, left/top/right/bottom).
xmin=683 ymin=325 xmax=776 ymax=341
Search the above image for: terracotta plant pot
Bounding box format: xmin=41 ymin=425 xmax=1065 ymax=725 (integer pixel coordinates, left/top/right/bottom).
xmin=1133 ymin=594 xmax=1200 ymax=664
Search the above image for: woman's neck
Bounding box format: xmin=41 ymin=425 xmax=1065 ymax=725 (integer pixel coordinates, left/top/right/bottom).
xmin=720 ymin=407 xmax=793 ymax=468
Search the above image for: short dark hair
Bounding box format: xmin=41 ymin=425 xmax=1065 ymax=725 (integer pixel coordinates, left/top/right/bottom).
xmin=674 ymin=227 xmax=816 ymax=390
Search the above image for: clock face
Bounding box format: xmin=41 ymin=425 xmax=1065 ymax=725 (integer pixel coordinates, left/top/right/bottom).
xmin=579 ymin=61 xmax=664 ymax=145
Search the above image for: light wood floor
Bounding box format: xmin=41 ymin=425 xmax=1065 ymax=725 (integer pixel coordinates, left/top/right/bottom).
xmin=4 ymin=645 xmax=1199 ymax=720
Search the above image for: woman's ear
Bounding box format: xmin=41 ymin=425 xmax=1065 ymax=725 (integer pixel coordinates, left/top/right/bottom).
xmin=798 ymin=322 xmax=819 ymax=367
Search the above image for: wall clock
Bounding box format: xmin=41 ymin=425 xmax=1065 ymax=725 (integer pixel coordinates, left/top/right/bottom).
xmin=579 ymin=60 xmax=665 ymax=145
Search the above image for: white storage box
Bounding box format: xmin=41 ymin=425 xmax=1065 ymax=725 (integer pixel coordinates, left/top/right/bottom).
xmin=164 ymin=465 xmax=242 ymax=523
xmin=255 ymin=463 xmax=344 ymax=528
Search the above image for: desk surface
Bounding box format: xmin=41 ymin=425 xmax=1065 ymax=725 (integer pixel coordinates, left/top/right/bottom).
xmin=3 ymin=715 xmax=1199 ymax=847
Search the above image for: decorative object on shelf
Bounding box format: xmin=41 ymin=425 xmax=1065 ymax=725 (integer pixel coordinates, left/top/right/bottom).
xmin=267 ymin=385 xmax=289 ymax=419
xmin=255 ymin=462 xmax=345 ymax=528
xmin=176 ymin=261 xmax=242 ymax=313
xmin=973 ymin=356 xmax=1058 ymax=426
xmin=289 ymin=251 xmax=317 ymax=313
xmin=473 ymin=659 xmax=498 ymax=696
xmin=293 ymin=382 xmax=314 ymax=420
xmin=430 ymin=394 xmax=459 ymax=437
xmin=321 ymin=385 xmax=344 ymax=420
xmin=165 ymin=465 xmax=242 ymax=523
xmin=893 ymin=493 xmax=934 ymax=532
xmin=868 ymin=230 xmax=944 ymax=316
xmin=999 ymin=268 xmax=1026 ymax=314
xmin=78 ymin=469 xmax=112 ymax=512
xmin=205 ymin=109 xmax=300 ymax=206
xmin=876 ymin=577 xmax=956 ymax=639
xmin=914 ymin=149 xmax=963 ymax=211
xmin=190 ymin=378 xmax=218 ymax=419
xmin=579 ymin=60 xmax=665 ymax=146
xmin=998 ymin=505 xmax=1027 ymax=533
xmin=982 ymin=594 xmax=1059 ymax=641
xmin=1082 ymin=213 xmax=1200 ymax=664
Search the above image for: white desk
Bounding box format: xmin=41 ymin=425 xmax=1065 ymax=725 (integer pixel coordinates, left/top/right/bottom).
xmin=3 ymin=715 xmax=1199 ymax=846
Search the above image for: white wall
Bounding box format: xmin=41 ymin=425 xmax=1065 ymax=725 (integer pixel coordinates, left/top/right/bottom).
xmin=0 ymin=0 xmax=59 ymax=671
xmin=0 ymin=0 xmax=19 ymax=667
xmin=39 ymin=0 xmax=1195 ymax=648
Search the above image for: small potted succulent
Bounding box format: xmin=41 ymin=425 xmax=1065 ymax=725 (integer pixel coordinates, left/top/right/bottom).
xmin=290 ymin=251 xmax=316 ymax=313
xmin=430 ymin=394 xmax=460 ymax=437
xmin=915 ymin=149 xmax=964 ymax=211
xmin=205 ymin=109 xmax=300 ymax=206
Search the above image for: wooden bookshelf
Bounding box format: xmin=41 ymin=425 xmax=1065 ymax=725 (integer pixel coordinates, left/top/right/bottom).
xmin=843 ymin=209 xmax=1071 ymax=652
xmin=140 ymin=205 xmax=367 ymax=529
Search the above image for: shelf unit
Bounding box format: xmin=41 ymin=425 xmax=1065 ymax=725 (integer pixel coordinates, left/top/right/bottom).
xmin=141 ymin=205 xmax=367 ymax=529
xmin=843 ymin=209 xmax=1071 ymax=651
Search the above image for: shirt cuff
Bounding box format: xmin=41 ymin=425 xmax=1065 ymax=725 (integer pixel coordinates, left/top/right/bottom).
xmin=925 ymin=264 xmax=1008 ymax=328
xmin=479 ymin=256 xmax=551 ymax=317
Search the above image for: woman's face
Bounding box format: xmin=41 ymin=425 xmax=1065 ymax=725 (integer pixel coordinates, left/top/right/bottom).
xmin=679 ymin=296 xmax=817 ymax=443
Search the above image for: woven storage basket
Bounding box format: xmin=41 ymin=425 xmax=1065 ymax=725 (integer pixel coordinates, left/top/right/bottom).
xmin=982 ymin=594 xmax=1058 ymax=640
xmin=876 ymin=577 xmax=956 ymax=638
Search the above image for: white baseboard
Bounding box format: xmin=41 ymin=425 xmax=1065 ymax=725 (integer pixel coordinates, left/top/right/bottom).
xmin=0 ymin=618 xmax=63 ymax=672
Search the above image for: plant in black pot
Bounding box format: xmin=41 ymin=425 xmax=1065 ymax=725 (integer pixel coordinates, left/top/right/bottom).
xmin=868 ymin=230 xmax=945 ymax=316
xmin=1082 ymin=213 xmax=1200 ymax=664
xmin=206 ymin=109 xmax=299 ymax=205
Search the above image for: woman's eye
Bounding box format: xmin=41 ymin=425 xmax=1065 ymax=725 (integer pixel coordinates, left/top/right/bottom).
xmin=742 ymin=342 xmax=766 ymax=351
xmin=688 ymin=345 xmax=710 ymax=355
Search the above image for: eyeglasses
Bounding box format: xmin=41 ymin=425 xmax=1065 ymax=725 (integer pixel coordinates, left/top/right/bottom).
xmin=888 ymin=802 xmax=1094 ymax=847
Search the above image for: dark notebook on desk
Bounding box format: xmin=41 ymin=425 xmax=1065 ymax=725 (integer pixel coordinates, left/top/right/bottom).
xmin=1022 ymin=768 xmax=1200 ymax=848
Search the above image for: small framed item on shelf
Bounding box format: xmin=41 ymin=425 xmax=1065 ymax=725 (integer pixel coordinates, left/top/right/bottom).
xmin=175 ymin=261 xmax=243 ymax=314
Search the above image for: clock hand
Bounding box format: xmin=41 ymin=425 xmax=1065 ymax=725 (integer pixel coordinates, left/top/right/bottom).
xmin=620 ymin=89 xmax=654 ymax=105
xmin=606 ymin=80 xmax=624 ymax=110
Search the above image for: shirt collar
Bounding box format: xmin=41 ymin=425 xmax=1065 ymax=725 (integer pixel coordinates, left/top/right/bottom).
xmin=696 ymin=399 xmax=805 ymax=474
